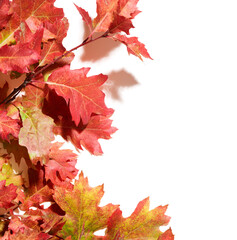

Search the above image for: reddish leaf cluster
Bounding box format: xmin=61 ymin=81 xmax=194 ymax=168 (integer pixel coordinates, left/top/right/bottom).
xmin=0 ymin=0 xmax=173 ymax=239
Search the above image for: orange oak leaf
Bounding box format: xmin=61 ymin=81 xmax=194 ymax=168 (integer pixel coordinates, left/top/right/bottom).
xmin=0 ymin=180 xmax=17 ymax=209
xmin=24 ymin=208 xmax=65 ymax=235
xmin=0 ymin=109 xmax=20 ymax=142
xmin=110 ymin=34 xmax=152 ymax=60
xmin=45 ymin=142 xmax=78 ymax=187
xmin=0 ymin=43 xmax=40 ymax=73
xmin=53 ymin=172 xmax=119 ymax=240
xmin=105 ymin=197 xmax=170 ymax=239
xmin=11 ymin=0 xmax=64 ymax=24
xmin=46 ymin=65 xmax=113 ymax=125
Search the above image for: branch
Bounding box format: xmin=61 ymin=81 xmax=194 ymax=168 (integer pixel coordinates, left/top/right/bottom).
xmin=0 ymin=31 xmax=109 ymax=106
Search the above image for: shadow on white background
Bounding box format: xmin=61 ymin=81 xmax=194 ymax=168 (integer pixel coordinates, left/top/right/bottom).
xmin=54 ymin=0 xmax=237 ymax=239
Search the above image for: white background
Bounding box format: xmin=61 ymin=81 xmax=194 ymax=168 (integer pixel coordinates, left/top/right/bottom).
xmin=55 ymin=0 xmax=237 ymax=239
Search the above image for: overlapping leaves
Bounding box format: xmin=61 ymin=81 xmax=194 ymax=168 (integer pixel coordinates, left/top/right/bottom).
xmin=75 ymin=0 xmax=152 ymax=60
xmin=0 ymin=0 xmax=173 ymax=239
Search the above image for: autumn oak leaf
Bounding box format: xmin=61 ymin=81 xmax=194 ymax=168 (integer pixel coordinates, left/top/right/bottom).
xmin=39 ymin=18 xmax=69 ymax=67
xmin=0 ymin=110 xmax=20 ymax=142
xmin=158 ymin=228 xmax=175 ymax=240
xmin=45 ymin=142 xmax=78 ymax=186
xmin=46 ymin=65 xmax=113 ymax=125
xmin=21 ymin=185 xmax=54 ymax=211
xmin=110 ymin=34 xmax=152 ymax=60
xmin=18 ymin=107 xmax=55 ymax=162
xmin=14 ymin=22 xmax=44 ymax=55
xmin=0 ymin=159 xmax=23 ymax=187
xmin=93 ymin=0 xmax=118 ymax=33
xmin=54 ymin=172 xmax=118 ymax=240
xmin=0 ymin=180 xmax=17 ymax=209
xmin=0 ymin=0 xmax=64 ymax=47
xmin=105 ymin=197 xmax=170 ymax=239
xmin=3 ymin=216 xmax=51 ymax=240
xmin=118 ymin=0 xmax=139 ymax=18
xmin=74 ymin=4 xmax=93 ymax=33
xmin=0 ymin=43 xmax=40 ymax=73
xmin=0 ymin=0 xmax=11 ymax=29
xmin=55 ymin=115 xmax=117 ymax=155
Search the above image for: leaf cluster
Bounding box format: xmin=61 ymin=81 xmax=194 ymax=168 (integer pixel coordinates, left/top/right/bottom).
xmin=0 ymin=0 xmax=173 ymax=239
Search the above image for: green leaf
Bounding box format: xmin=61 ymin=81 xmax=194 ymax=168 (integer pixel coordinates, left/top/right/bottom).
xmin=54 ymin=172 xmax=119 ymax=240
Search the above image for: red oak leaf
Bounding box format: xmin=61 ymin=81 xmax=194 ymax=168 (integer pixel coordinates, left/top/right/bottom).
xmin=23 ymin=82 xmax=45 ymax=109
xmin=108 ymin=0 xmax=140 ymax=34
xmin=21 ymin=185 xmax=54 ymax=211
xmin=93 ymin=0 xmax=118 ymax=33
xmin=3 ymin=216 xmax=51 ymax=240
xmin=47 ymin=65 xmax=113 ymax=125
xmin=90 ymin=0 xmax=140 ymax=34
xmin=110 ymin=34 xmax=152 ymax=60
xmin=25 ymin=208 xmax=65 ymax=235
xmin=54 ymin=172 xmax=119 ymax=239
xmin=55 ymin=115 xmax=117 ymax=155
xmin=12 ymin=0 xmax=64 ymax=23
xmin=0 ymin=43 xmax=40 ymax=73
xmin=0 ymin=180 xmax=17 ymax=209
xmin=0 ymin=0 xmax=63 ymax=47
xmin=12 ymin=0 xmax=64 ymax=36
xmin=0 ymin=109 xmax=20 ymax=142
xmin=39 ymin=18 xmax=69 ymax=67
xmin=118 ymin=0 xmax=139 ymax=18
xmin=105 ymin=197 xmax=170 ymax=239
xmin=45 ymin=142 xmax=78 ymax=187
xmin=14 ymin=22 xmax=44 ymax=55
xmin=74 ymin=4 xmax=93 ymax=33
xmin=158 ymin=228 xmax=175 ymax=240
xmin=0 ymin=0 xmax=11 ymax=29
xmin=0 ymin=11 xmax=20 ymax=47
